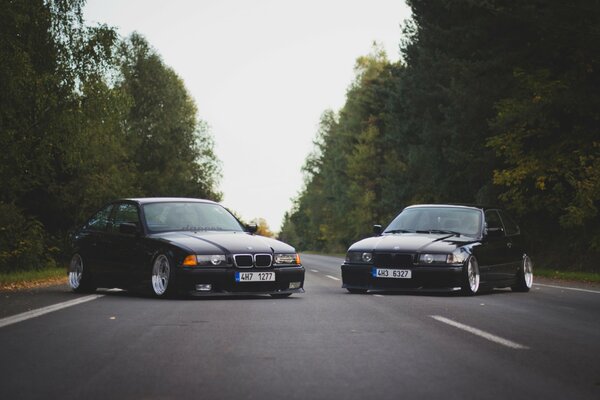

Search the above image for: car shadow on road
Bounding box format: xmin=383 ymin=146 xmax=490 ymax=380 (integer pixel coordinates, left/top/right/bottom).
xmin=347 ymin=287 xmax=516 ymax=297
xmin=93 ymin=287 xmax=302 ymax=301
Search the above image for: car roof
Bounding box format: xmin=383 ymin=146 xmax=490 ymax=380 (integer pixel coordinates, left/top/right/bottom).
xmin=120 ymin=197 xmax=218 ymax=205
xmin=404 ymin=204 xmax=499 ymax=211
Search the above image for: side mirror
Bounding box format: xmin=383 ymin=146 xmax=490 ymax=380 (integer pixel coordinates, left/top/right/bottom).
xmin=246 ymin=223 xmax=258 ymax=234
xmin=373 ymin=224 xmax=383 ymax=235
xmin=485 ymin=227 xmax=504 ymax=238
xmin=119 ymin=222 xmax=139 ymax=236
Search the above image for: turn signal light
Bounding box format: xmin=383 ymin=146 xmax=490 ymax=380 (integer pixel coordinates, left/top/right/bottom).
xmin=295 ymin=254 xmax=301 ymax=265
xmin=183 ymin=255 xmax=198 ymax=266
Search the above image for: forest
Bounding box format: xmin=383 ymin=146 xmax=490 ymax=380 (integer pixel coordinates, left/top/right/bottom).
xmin=1 ymin=0 xmax=599 ymax=274
xmin=0 ymin=0 xmax=221 ymax=272
xmin=279 ymin=0 xmax=600 ymax=272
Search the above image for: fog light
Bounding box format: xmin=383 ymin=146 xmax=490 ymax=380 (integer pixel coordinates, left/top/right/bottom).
xmin=195 ymin=284 xmax=212 ymax=292
xmin=289 ymin=282 xmax=301 ymax=289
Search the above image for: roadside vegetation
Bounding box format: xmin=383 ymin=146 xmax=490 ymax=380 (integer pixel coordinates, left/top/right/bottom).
xmin=2 ymin=1 xmax=598 ymax=282
xmin=1 ymin=0 xmax=222 ymax=276
xmin=280 ymin=1 xmax=600 ymax=273
xmin=0 ymin=267 xmax=66 ymax=291
xmin=535 ymin=269 xmax=600 ymax=285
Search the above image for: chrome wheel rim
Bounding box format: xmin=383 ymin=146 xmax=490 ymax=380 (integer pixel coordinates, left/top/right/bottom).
xmin=467 ymin=257 xmax=480 ymax=293
xmin=152 ymin=255 xmax=170 ymax=295
xmin=523 ymin=255 xmax=533 ymax=288
xmin=68 ymin=254 xmax=83 ymax=289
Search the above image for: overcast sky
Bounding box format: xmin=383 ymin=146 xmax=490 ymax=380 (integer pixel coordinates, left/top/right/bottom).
xmin=84 ymin=0 xmax=412 ymax=232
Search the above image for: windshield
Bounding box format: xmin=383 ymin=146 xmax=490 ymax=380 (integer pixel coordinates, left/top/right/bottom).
xmin=385 ymin=207 xmax=482 ymax=237
xmin=143 ymin=202 xmax=244 ymax=233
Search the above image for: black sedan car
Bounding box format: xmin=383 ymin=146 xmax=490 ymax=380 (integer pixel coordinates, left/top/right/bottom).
xmin=68 ymin=198 xmax=305 ymax=298
xmin=341 ymin=204 xmax=533 ymax=295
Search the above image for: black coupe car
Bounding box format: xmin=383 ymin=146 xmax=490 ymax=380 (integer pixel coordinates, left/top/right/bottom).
xmin=68 ymin=198 xmax=305 ymax=298
xmin=341 ymin=204 xmax=533 ymax=295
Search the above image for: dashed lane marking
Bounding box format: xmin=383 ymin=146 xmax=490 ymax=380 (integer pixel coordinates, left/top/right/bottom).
xmin=431 ymin=315 xmax=528 ymax=350
xmin=326 ymin=275 xmax=341 ymax=281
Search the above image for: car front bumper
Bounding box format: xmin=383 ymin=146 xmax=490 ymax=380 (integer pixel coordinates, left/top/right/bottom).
xmin=173 ymin=265 xmax=305 ymax=296
xmin=341 ymin=263 xmax=464 ymax=292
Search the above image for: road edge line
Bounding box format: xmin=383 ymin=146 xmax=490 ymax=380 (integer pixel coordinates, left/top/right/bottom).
xmin=0 ymin=294 xmax=104 ymax=329
xmin=533 ymin=283 xmax=600 ymax=294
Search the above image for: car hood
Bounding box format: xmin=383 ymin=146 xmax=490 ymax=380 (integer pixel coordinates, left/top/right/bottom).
xmin=348 ymin=233 xmax=478 ymax=253
xmin=149 ymin=231 xmax=296 ymax=254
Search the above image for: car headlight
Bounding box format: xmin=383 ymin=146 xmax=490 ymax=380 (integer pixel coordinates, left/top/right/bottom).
xmin=419 ymin=250 xmax=467 ymax=265
xmin=419 ymin=253 xmax=448 ymax=264
xmin=196 ymin=254 xmax=227 ymax=266
xmin=274 ymin=253 xmax=301 ymax=265
xmin=447 ymin=250 xmax=468 ymax=265
xmin=345 ymin=252 xmax=374 ymax=264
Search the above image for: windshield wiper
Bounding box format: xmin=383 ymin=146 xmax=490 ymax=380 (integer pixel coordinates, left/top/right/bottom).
xmin=424 ymin=229 xmax=461 ymax=236
xmin=385 ymin=229 xmax=415 ymax=234
xmin=178 ymin=226 xmax=225 ymax=232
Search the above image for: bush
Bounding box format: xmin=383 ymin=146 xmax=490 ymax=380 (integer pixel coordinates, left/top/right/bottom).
xmin=0 ymin=203 xmax=47 ymax=273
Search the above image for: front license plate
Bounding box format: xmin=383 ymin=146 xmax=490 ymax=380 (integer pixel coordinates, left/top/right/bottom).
xmin=372 ymin=268 xmax=412 ymax=279
xmin=235 ymin=272 xmax=275 ymax=282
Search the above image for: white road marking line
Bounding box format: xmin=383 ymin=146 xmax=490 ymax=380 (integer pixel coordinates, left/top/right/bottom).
xmin=326 ymin=275 xmax=341 ymax=281
xmin=0 ymin=294 xmax=104 ymax=329
xmin=533 ymin=283 xmax=600 ymax=294
xmin=310 ymin=269 xmax=319 ymax=273
xmin=373 ymin=294 xmax=384 ymax=297
xmin=430 ymin=315 xmax=529 ymax=350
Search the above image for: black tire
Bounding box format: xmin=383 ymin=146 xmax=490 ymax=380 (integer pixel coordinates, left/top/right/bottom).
xmin=151 ymin=253 xmax=175 ymax=298
xmin=511 ymin=255 xmax=533 ymax=292
xmin=461 ymin=256 xmax=480 ymax=296
xmin=346 ymin=288 xmax=368 ymax=294
xmin=270 ymin=293 xmax=293 ymax=298
xmin=68 ymin=253 xmax=97 ymax=293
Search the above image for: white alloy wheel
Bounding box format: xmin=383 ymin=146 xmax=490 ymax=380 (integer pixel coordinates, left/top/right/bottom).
xmin=463 ymin=256 xmax=480 ymax=295
xmin=68 ymin=254 xmax=84 ymax=290
xmin=523 ymin=255 xmax=533 ymax=288
xmin=152 ymin=254 xmax=171 ymax=296
xmin=512 ymin=255 xmax=534 ymax=292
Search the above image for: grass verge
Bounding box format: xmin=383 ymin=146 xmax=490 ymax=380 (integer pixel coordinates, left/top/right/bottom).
xmin=0 ymin=267 xmax=67 ymax=291
xmin=534 ymin=268 xmax=600 ymax=284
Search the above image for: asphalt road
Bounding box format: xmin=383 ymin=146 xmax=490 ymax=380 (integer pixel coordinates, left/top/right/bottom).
xmin=1 ymin=254 xmax=599 ymax=399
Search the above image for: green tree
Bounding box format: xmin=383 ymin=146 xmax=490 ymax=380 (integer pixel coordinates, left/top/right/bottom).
xmin=282 ymin=47 xmax=400 ymax=252
xmin=0 ymin=0 xmax=123 ymax=270
xmin=284 ymin=0 xmax=600 ymax=271
xmin=0 ymin=2 xmax=223 ymax=272
xmin=118 ymin=33 xmax=222 ymax=201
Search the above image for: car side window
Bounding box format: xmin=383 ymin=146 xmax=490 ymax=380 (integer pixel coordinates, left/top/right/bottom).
xmin=85 ymin=204 xmax=113 ymax=232
xmin=112 ymin=203 xmax=140 ymax=232
xmin=484 ymin=210 xmax=504 ymax=235
xmin=499 ymin=210 xmax=520 ymax=236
